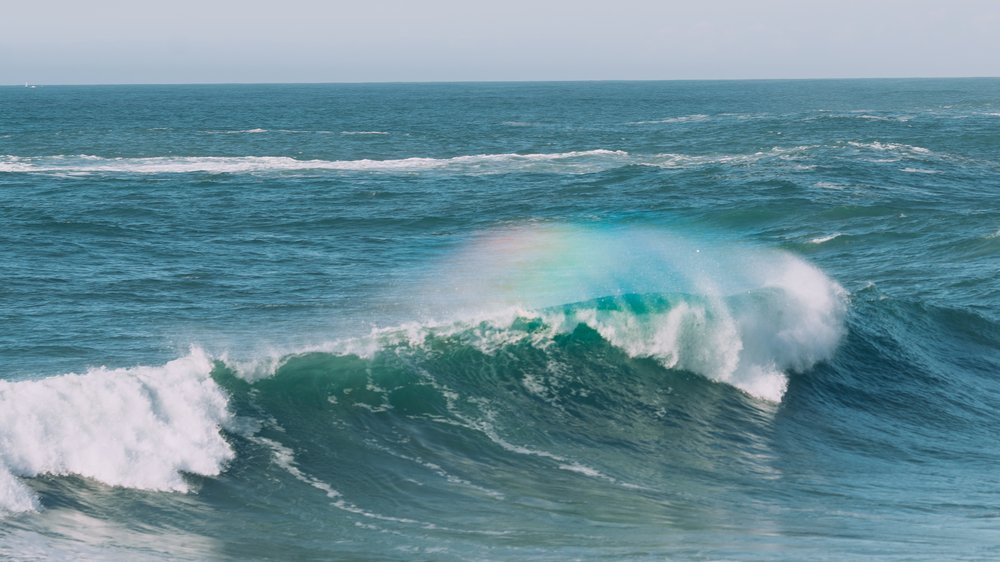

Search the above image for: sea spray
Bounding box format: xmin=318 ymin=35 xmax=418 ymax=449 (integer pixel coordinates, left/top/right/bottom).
xmin=412 ymin=225 xmax=847 ymax=400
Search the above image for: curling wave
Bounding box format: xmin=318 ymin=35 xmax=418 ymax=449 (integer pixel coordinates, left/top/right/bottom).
xmin=251 ymin=225 xmax=848 ymax=402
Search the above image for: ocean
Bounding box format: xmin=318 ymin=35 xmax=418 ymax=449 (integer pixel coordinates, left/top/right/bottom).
xmin=1 ymin=79 xmax=998 ymax=560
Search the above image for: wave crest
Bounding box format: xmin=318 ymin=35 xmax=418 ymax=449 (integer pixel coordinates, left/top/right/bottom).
xmin=236 ymin=226 xmax=847 ymax=402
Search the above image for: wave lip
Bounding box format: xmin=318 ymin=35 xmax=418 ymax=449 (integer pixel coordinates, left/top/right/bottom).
xmin=0 ymin=349 xmax=234 ymax=515
xmin=540 ymin=276 xmax=844 ymax=402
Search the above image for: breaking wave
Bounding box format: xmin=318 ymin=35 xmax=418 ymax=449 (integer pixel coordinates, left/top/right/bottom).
xmin=0 ymin=151 xmax=629 ymax=175
xmin=0 ymin=147 xmax=825 ymax=176
xmin=0 ymin=351 xmax=234 ymax=515
xmin=0 ymin=225 xmax=847 ymax=516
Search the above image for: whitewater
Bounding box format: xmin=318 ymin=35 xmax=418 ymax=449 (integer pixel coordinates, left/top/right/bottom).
xmin=1 ymin=80 xmax=999 ymax=561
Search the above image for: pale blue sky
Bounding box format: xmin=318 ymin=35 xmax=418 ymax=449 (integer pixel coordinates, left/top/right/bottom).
xmin=4 ymin=0 xmax=999 ymax=84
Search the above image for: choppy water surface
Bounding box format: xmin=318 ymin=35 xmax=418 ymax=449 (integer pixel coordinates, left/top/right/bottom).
xmin=1 ymin=80 xmax=999 ymax=560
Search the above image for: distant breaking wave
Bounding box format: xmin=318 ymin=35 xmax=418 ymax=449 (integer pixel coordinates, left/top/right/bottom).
xmin=0 ymin=151 xmax=629 ymax=175
xmin=0 ymin=141 xmax=944 ymax=176
xmin=845 ymin=141 xmax=933 ymax=159
xmin=629 ymin=114 xmax=711 ymax=125
xmin=0 ymin=148 xmax=814 ymax=176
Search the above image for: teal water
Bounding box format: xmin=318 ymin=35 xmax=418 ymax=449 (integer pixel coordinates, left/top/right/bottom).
xmin=1 ymin=80 xmax=999 ymax=560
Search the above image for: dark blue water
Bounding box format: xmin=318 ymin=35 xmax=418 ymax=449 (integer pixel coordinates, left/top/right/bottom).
xmin=1 ymin=80 xmax=999 ymax=560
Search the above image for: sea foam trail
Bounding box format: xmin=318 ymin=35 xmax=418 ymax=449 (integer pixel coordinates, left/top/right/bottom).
xmin=0 ymin=349 xmax=234 ymax=515
xmin=0 ymin=148 xmax=819 ymax=175
xmin=0 ymin=151 xmax=629 ymax=175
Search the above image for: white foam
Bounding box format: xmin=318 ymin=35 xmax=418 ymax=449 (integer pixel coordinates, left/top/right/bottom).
xmin=0 ymin=147 xmax=827 ymax=176
xmin=630 ymin=114 xmax=710 ymax=125
xmin=0 ymin=150 xmax=629 ymax=176
xmin=0 ymin=156 xmax=34 ymax=173
xmin=0 ymin=349 xmax=234 ymax=515
xmin=847 ymin=141 xmax=932 ymax=156
xmin=810 ymin=233 xmax=842 ymax=244
xmin=253 ymin=435 xmax=341 ymax=500
xmin=901 ymin=167 xmax=941 ymax=174
xmin=204 ymin=128 xmax=268 ymax=134
xmin=340 ymin=131 xmax=390 ymax=135
xmin=641 ymin=146 xmax=815 ymax=169
xmin=0 ymin=466 xmax=38 ymax=515
xmin=858 ymin=114 xmax=911 ymax=122
xmin=718 ymin=112 xmax=771 ymax=121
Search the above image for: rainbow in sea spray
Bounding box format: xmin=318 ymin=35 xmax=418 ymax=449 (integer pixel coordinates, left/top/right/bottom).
xmin=405 ymin=224 xmax=847 ymax=401
xmin=0 ymin=224 xmax=847 ymax=516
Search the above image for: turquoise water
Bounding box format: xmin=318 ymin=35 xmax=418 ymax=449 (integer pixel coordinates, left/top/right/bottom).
xmin=1 ymin=80 xmax=999 ymax=560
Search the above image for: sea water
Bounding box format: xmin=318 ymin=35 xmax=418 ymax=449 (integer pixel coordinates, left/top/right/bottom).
xmin=1 ymin=80 xmax=999 ymax=560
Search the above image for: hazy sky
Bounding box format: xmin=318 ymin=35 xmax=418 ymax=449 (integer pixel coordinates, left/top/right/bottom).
xmin=4 ymin=0 xmax=999 ymax=84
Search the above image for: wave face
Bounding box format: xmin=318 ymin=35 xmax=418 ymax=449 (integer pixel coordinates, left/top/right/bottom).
xmin=2 ymin=80 xmax=1000 ymax=561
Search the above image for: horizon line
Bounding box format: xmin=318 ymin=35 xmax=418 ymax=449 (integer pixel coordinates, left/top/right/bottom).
xmin=8 ymin=75 xmax=1000 ymax=88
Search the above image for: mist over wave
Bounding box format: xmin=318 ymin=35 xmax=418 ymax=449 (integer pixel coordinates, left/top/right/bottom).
xmin=409 ymin=225 xmax=846 ymax=400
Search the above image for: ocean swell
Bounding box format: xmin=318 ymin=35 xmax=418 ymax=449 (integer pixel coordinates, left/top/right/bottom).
xmin=0 ymin=225 xmax=848 ymax=517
